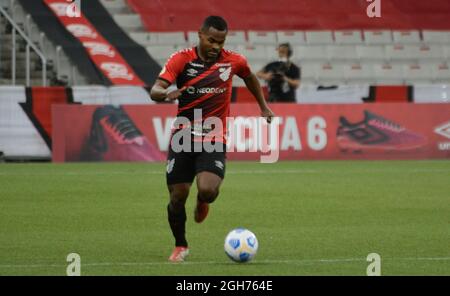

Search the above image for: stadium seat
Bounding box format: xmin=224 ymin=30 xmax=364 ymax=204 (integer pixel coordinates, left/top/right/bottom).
xmin=431 ymin=63 xmax=450 ymax=83
xmin=276 ymin=31 xmax=306 ymax=45
xmin=100 ymin=0 xmax=128 ymax=14
xmin=373 ymin=63 xmax=404 ymax=85
xmin=299 ymin=63 xmax=318 ymax=83
xmin=224 ymin=31 xmax=247 ymax=45
xmin=327 ymin=45 xmax=358 ymax=61
xmin=248 ymin=61 xmax=266 ymax=73
xmin=385 ymin=45 xmax=417 ymax=61
xmin=334 ymin=30 xmax=363 ymax=44
xmin=236 ymin=45 xmax=269 ymax=61
xmin=305 ymin=31 xmax=334 ymax=45
xmin=146 ymin=45 xmax=178 ymax=61
xmin=232 ymin=76 xmax=247 ymax=87
xmin=403 ymin=64 xmax=433 ymax=84
xmin=113 ymin=14 xmax=143 ymax=31
xmin=316 ymin=63 xmax=344 ymax=84
xmin=149 ymin=32 xmax=186 ymax=45
xmin=294 ymin=45 xmax=328 ymax=61
xmin=422 ymin=30 xmax=450 ymax=44
xmin=392 ymin=30 xmax=422 ymax=44
xmin=299 ymin=77 xmax=316 ymax=85
xmin=444 ymin=46 xmax=450 ymax=59
xmin=127 ymin=0 xmax=450 ymax=35
xmin=264 ymin=45 xmax=279 ymax=60
xmin=224 ymin=45 xmax=238 ymax=52
xmin=343 ymin=63 xmax=375 ymax=84
xmin=187 ymin=31 xmax=198 ymax=46
xmin=356 ymin=45 xmax=386 ymax=61
xmin=188 ymin=30 xmax=247 ymax=46
xmin=412 ymin=44 xmax=445 ymax=61
xmin=363 ymin=30 xmax=393 ymax=45
xmin=248 ymin=31 xmax=277 ymax=45
xmin=128 ymin=32 xmax=152 ymax=46
xmin=154 ymin=59 xmax=166 ymax=67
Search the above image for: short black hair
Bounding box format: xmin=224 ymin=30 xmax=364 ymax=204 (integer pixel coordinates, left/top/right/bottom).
xmin=201 ymin=16 xmax=228 ymax=32
xmin=278 ymin=42 xmax=293 ymax=57
xmin=278 ymin=43 xmax=292 ymax=50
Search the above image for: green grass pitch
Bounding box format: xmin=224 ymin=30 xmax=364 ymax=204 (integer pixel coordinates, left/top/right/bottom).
xmin=0 ymin=160 xmax=449 ymax=275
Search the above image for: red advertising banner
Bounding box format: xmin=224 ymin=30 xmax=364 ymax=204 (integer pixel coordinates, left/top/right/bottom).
xmin=52 ymin=103 xmax=450 ymax=162
xmin=44 ymin=0 xmax=145 ymax=86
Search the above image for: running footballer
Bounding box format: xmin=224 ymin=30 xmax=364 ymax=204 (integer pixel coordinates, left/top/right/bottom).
xmin=150 ymin=16 xmax=274 ymax=262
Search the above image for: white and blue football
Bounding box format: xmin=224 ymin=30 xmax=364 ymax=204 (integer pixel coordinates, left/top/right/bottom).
xmin=224 ymin=228 xmax=258 ymax=263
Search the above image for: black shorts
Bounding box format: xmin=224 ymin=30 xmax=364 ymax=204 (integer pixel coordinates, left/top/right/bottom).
xmin=166 ymin=141 xmax=226 ymax=185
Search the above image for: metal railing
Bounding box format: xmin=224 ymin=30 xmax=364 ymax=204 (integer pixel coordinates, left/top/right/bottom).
xmin=0 ymin=5 xmax=47 ymax=86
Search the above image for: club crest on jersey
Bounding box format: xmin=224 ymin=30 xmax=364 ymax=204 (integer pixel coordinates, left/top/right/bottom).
xmin=219 ymin=67 xmax=231 ymax=81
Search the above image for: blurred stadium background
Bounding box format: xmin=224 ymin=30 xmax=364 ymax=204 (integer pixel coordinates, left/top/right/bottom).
xmin=0 ymin=0 xmax=449 ymax=275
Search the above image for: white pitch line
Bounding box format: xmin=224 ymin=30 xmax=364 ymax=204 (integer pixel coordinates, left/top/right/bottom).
xmin=401 ymin=257 xmax=450 ymax=261
xmin=1 ymin=168 xmax=450 ymax=177
xmin=0 ymin=257 xmax=449 ymax=269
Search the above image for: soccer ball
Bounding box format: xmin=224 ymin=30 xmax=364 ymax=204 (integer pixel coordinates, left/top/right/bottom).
xmin=224 ymin=228 xmax=258 ymax=263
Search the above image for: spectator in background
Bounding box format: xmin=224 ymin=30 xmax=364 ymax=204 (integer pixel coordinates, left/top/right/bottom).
xmin=256 ymin=43 xmax=301 ymax=103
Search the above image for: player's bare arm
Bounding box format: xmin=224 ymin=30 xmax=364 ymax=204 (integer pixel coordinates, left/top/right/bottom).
xmin=243 ymin=73 xmax=275 ymax=123
xmin=256 ymin=69 xmax=273 ymax=82
xmin=283 ymin=75 xmax=300 ymax=89
xmin=150 ymin=79 xmax=187 ymax=102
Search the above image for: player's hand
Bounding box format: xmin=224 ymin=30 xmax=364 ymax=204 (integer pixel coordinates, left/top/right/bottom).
xmin=166 ymin=86 xmax=187 ymax=101
xmin=261 ymin=107 xmax=275 ymax=124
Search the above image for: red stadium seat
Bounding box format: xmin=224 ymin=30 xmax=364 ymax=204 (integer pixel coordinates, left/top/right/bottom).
xmin=127 ymin=0 xmax=450 ymax=31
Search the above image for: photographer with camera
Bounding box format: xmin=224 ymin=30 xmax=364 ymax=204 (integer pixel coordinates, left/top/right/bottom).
xmin=256 ymin=43 xmax=301 ymax=103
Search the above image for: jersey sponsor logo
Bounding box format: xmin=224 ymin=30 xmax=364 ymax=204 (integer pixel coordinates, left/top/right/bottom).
xmin=187 ymin=68 xmax=198 ymax=77
xmin=186 ymin=86 xmax=196 ymax=94
xmin=197 ymin=87 xmax=227 ymax=94
xmin=186 ymin=87 xmax=227 ymax=95
xmin=219 ymin=67 xmax=231 ymax=81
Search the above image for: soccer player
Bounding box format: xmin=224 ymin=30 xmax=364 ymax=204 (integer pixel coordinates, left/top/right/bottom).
xmin=150 ymin=16 xmax=274 ymax=262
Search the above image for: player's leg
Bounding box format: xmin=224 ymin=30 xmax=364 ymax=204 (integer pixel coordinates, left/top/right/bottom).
xmin=167 ymin=183 xmax=191 ymax=262
xmin=194 ymin=146 xmax=226 ymax=223
xmin=196 ymin=171 xmax=222 ymax=204
xmin=166 ymin=142 xmax=196 ymax=262
xmin=167 ymin=183 xmax=191 ymax=248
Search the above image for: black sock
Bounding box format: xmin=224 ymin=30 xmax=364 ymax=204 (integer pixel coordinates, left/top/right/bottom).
xmin=167 ymin=203 xmax=188 ymax=247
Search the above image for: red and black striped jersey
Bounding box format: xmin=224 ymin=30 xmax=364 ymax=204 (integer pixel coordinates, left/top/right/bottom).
xmin=158 ymin=46 xmax=251 ymax=141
